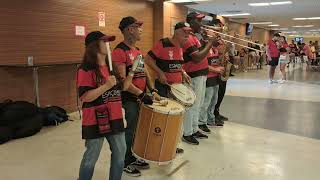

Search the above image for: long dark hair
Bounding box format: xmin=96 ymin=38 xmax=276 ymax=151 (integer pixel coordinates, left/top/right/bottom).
xmin=81 ymin=40 xmax=122 ymax=86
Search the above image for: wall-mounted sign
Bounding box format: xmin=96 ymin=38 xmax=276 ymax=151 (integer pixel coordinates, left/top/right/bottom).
xmin=98 ymin=12 xmax=106 ymax=27
xmin=75 ymin=25 xmax=86 ymax=36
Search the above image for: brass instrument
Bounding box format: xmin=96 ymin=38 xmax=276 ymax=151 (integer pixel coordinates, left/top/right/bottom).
xmin=202 ymin=25 xmax=264 ymax=52
xmin=220 ymin=56 xmax=233 ymax=81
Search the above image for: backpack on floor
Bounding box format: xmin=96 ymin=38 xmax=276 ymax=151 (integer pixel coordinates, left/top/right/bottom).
xmin=0 ymin=100 xmax=43 ymax=144
xmin=40 ymin=106 xmax=69 ymax=126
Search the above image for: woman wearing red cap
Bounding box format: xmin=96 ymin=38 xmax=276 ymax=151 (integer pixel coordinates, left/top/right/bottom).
xmin=77 ymin=31 xmax=134 ymax=180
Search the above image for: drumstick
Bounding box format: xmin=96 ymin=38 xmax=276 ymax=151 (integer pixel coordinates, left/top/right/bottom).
xmin=105 ymin=42 xmax=113 ymax=73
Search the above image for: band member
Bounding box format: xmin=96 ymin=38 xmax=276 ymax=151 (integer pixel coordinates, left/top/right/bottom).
xmin=145 ymin=22 xmax=192 ymax=96
xmin=181 ymin=12 xmax=217 ymax=145
xmin=266 ymin=33 xmax=281 ymax=84
xmin=214 ymin=52 xmax=229 ymax=124
xmin=199 ymin=42 xmax=224 ymax=133
xmin=78 ymin=31 xmax=134 ymax=180
xmin=145 ymin=22 xmax=192 ymax=152
xmin=112 ymin=16 xmax=153 ymax=177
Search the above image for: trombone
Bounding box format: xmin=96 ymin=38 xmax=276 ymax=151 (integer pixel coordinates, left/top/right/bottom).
xmin=202 ymin=26 xmax=264 ymax=53
xmin=202 ymin=25 xmax=263 ymax=47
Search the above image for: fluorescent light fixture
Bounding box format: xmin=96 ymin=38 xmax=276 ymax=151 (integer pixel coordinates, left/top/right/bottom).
xmin=250 ymin=22 xmax=273 ymax=25
xmin=220 ymin=13 xmax=251 ymax=17
xmin=248 ymin=3 xmax=270 ymax=6
xmin=308 ymin=17 xmax=320 ymax=20
xmin=293 ymin=17 xmax=320 ymax=20
xmin=248 ymin=1 xmax=292 ymax=7
xmin=272 ymin=28 xmax=288 ymax=30
xmin=268 ymin=24 xmax=280 ymax=27
xmin=293 ymin=18 xmax=307 ymax=20
xmin=270 ymin=1 xmax=292 ymax=5
xmin=292 ymin=25 xmax=314 ymax=28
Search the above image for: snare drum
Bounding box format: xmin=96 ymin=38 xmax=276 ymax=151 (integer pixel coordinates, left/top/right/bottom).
xmin=169 ymin=83 xmax=196 ymax=107
xmin=132 ymin=99 xmax=185 ymax=164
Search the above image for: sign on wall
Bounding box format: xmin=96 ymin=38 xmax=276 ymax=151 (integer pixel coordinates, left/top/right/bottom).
xmin=98 ymin=12 xmax=106 ymax=27
xmin=75 ymin=25 xmax=86 ymax=36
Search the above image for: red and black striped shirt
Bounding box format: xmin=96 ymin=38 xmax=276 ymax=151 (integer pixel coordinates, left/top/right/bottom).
xmin=77 ymin=64 xmax=124 ymax=139
xmin=112 ymin=42 xmax=147 ymax=101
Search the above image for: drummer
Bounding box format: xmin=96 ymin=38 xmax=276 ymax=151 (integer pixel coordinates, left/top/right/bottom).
xmin=112 ymin=16 xmax=154 ymax=177
xmin=145 ymin=22 xmax=192 ymax=152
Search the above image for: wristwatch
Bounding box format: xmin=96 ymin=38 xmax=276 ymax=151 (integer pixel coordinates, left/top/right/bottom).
xmin=128 ymin=71 xmax=134 ymax=77
xmin=150 ymin=88 xmax=158 ymax=94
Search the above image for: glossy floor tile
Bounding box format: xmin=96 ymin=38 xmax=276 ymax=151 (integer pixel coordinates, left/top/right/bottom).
xmin=220 ymin=96 xmax=320 ymax=139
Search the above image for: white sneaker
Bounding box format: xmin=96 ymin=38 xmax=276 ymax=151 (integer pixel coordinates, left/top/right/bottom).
xmin=278 ymin=79 xmax=285 ymax=84
xmin=269 ymin=80 xmax=274 ymax=84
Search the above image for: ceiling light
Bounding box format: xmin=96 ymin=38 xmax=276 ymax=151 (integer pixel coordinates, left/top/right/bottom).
xmin=268 ymin=24 xmax=280 ymax=27
xmin=293 ymin=17 xmax=320 ymax=20
xmin=308 ymin=17 xmax=320 ymax=20
xmin=250 ymin=22 xmax=273 ymax=25
xmin=248 ymin=1 xmax=293 ymax=7
xmin=292 ymin=25 xmax=314 ymax=28
xmin=248 ymin=3 xmax=270 ymax=6
xmin=293 ymin=18 xmax=307 ymax=20
xmin=220 ymin=13 xmax=251 ymax=17
xmin=269 ymin=1 xmax=292 ymax=5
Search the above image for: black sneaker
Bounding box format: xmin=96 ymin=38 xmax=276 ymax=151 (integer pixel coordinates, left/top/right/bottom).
xmin=176 ymin=148 xmax=184 ymax=154
xmin=182 ymin=135 xmax=199 ymax=145
xmin=215 ymin=119 xmax=224 ymax=126
xmin=123 ymin=165 xmax=141 ymax=177
xmin=192 ymin=131 xmax=208 ymax=139
xmin=219 ymin=114 xmax=229 ymax=121
xmin=199 ymin=124 xmax=211 ymax=134
xmin=131 ymin=159 xmax=150 ymax=170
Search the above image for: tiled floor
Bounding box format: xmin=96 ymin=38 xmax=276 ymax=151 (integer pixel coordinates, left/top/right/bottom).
xmin=1 ymin=64 xmax=319 ymax=180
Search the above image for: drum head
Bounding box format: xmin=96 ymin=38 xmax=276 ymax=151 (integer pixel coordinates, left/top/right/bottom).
xmin=147 ymin=99 xmax=185 ymax=115
xmin=170 ymin=84 xmax=196 ymax=106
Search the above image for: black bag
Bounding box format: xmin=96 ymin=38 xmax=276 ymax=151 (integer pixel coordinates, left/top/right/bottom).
xmin=40 ymin=106 xmax=69 ymax=126
xmin=0 ymin=100 xmax=43 ymax=144
xmin=0 ymin=126 xmax=13 ymax=144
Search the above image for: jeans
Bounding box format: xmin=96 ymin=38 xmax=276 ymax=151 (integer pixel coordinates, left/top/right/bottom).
xmin=183 ymin=76 xmax=207 ymax=136
xmin=122 ymin=100 xmax=140 ymax=166
xmin=199 ymin=85 xmax=219 ymax=125
xmin=214 ymin=79 xmax=227 ymax=117
xmin=79 ymin=132 xmax=126 ymax=180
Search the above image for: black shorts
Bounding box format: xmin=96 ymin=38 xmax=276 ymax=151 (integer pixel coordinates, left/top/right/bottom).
xmin=269 ymin=57 xmax=279 ymax=66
